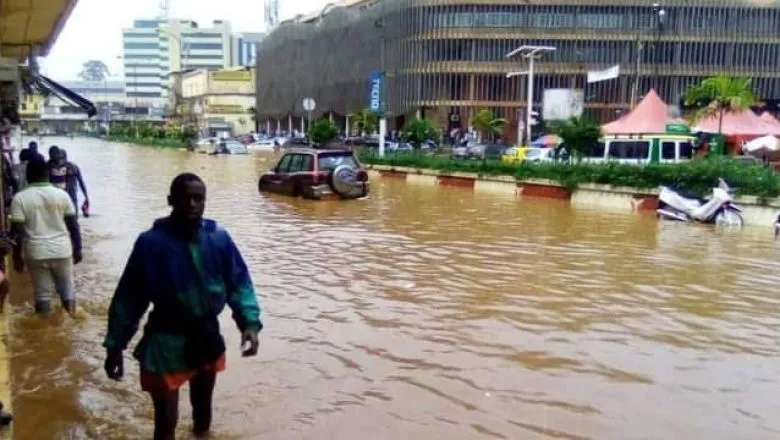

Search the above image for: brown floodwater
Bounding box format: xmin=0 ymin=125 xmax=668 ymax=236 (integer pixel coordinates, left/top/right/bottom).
xmin=6 ymin=137 xmax=780 ymax=439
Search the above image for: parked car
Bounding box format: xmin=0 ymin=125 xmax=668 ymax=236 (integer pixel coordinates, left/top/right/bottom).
xmin=195 ymin=138 xmax=218 ymax=154
xmin=247 ymin=138 xmax=277 ymax=152
xmin=523 ymin=147 xmax=554 ymax=162
xmin=281 ymin=137 xmax=310 ymax=149
xmin=451 ymin=145 xmax=469 ymax=159
xmin=258 ymin=148 xmax=369 ymax=200
xmin=213 ymin=139 xmax=248 ymax=155
xmin=482 ymin=144 xmax=509 ymax=160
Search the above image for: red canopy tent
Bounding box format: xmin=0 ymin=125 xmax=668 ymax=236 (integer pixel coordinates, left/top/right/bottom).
xmin=692 ymin=110 xmax=780 ymax=138
xmin=759 ymin=111 xmax=780 ymax=131
xmin=602 ymin=89 xmax=684 ymax=134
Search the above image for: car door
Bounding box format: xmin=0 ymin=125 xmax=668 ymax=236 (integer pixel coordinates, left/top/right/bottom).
xmin=281 ymin=154 xmax=303 ymax=195
xmin=265 ymin=154 xmax=292 ymax=193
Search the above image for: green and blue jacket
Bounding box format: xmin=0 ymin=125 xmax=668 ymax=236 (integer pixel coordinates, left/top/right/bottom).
xmin=103 ymin=217 xmax=262 ymax=373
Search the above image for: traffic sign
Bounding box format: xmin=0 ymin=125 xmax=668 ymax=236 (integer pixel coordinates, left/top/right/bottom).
xmin=302 ymin=98 xmax=316 ymax=111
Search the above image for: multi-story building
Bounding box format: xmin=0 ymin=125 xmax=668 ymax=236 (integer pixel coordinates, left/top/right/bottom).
xmin=36 ymin=80 xmax=166 ymax=132
xmin=178 ymin=68 xmax=256 ymax=136
xmin=233 ymin=32 xmax=265 ymax=67
xmin=255 ymin=0 xmax=780 ymax=142
xmin=121 ymin=19 xmax=236 ymax=106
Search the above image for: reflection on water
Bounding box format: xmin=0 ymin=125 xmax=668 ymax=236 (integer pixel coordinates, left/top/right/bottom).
xmin=7 ymin=137 xmax=780 ymax=439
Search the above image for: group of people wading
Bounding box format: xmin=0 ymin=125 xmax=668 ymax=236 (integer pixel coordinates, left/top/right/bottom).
xmin=0 ymin=141 xmax=262 ymax=439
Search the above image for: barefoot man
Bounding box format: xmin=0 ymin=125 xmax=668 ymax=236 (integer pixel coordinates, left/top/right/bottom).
xmin=103 ymin=173 xmax=262 ymax=440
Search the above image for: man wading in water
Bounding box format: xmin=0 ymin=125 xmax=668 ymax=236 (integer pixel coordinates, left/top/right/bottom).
xmin=103 ymin=173 xmax=262 ymax=440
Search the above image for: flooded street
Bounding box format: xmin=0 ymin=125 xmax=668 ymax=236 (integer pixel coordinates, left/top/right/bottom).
xmin=7 ymin=137 xmax=780 ymax=439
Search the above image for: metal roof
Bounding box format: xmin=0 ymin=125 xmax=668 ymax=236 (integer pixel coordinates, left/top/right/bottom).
xmin=1 ymin=0 xmax=79 ymax=60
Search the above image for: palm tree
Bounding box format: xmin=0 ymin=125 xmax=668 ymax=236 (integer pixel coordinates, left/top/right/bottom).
xmin=683 ymin=75 xmax=759 ymax=135
xmin=78 ymin=60 xmax=110 ymax=83
xmin=551 ymin=116 xmax=602 ymax=161
xmin=348 ymin=108 xmax=379 ymax=136
xmin=470 ymin=109 xmax=506 ymax=142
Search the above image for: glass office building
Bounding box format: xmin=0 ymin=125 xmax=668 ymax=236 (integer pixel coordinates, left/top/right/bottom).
xmin=256 ymin=0 xmax=780 ymax=139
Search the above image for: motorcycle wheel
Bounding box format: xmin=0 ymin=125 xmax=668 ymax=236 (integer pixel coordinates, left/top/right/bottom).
xmin=715 ymin=209 xmax=743 ymax=228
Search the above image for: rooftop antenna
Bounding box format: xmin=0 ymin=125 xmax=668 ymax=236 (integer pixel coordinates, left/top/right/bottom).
xmin=158 ymin=0 xmax=170 ymax=20
xmin=264 ymin=0 xmax=279 ymax=30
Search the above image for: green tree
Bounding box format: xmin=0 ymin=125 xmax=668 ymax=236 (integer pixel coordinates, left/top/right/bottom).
xmin=551 ymin=116 xmax=602 ymax=160
xmin=683 ymin=75 xmax=759 ymax=134
xmin=402 ymin=117 xmax=440 ymax=148
xmin=348 ymin=108 xmax=379 ymax=136
xmin=78 ymin=60 xmax=110 ymax=83
xmin=308 ymin=118 xmax=339 ymax=146
xmin=471 ymin=109 xmax=506 ymax=142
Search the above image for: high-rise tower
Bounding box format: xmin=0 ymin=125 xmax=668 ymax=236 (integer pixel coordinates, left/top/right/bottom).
xmin=264 ymin=0 xmax=279 ymax=30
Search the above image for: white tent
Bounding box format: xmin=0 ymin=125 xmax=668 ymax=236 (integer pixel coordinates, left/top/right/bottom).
xmin=742 ymin=135 xmax=780 ymax=160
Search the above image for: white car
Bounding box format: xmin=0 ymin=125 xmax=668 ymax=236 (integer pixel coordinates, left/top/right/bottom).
xmin=524 ymin=147 xmax=554 ymax=162
xmin=247 ymin=138 xmax=277 ymax=152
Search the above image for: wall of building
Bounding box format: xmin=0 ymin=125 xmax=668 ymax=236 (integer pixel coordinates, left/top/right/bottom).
xmin=255 ymin=0 xmax=780 ymax=136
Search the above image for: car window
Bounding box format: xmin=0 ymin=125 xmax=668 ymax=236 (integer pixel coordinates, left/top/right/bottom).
xmin=287 ymin=154 xmax=303 ymax=172
xmin=679 ymin=141 xmax=693 ymax=159
xmin=609 ymin=141 xmax=649 ymax=159
xmin=276 ymin=154 xmax=293 ymax=172
xmin=318 ymin=153 xmax=358 ymax=171
xmin=526 ymin=149 xmax=541 ymax=157
xmin=662 ymin=141 xmax=676 ymax=159
xmin=300 ymin=154 xmax=313 ymax=171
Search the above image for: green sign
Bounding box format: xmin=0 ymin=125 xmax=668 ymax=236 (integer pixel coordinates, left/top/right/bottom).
xmin=665 ymin=123 xmax=690 ymax=134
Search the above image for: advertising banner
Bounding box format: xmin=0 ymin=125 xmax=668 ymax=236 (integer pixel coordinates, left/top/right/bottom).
xmin=542 ymin=89 xmax=584 ymax=121
xmin=368 ymin=72 xmax=383 ymax=112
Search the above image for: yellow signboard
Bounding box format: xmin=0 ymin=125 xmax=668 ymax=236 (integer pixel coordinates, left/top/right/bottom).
xmin=210 ymin=70 xmax=251 ymax=82
xmin=207 ymin=104 xmax=245 ymax=114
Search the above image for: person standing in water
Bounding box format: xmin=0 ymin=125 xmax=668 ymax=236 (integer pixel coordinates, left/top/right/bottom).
xmin=10 ymin=157 xmax=82 ymax=314
xmin=103 ymin=173 xmax=262 ymax=440
xmin=47 ymin=146 xmax=68 ymax=191
xmin=58 ymin=150 xmax=89 ymax=214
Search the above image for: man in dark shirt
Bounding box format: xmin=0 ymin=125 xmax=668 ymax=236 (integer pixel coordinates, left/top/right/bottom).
xmin=59 ymin=150 xmax=89 ymax=213
xmin=47 ymin=146 xmax=67 ymax=191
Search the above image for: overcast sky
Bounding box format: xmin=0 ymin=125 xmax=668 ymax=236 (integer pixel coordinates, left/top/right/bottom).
xmin=42 ymin=0 xmax=328 ymax=80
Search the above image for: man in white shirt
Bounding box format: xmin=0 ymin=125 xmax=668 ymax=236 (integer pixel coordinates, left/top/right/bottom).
xmin=10 ymin=157 xmax=82 ymax=314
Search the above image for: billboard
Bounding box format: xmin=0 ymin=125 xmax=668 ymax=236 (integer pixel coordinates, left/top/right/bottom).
xmin=210 ymin=70 xmax=252 ymax=82
xmin=368 ymin=72 xmax=382 ymax=112
xmin=542 ymin=89 xmax=584 ymax=121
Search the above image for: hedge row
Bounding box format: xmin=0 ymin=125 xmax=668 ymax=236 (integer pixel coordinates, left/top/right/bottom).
xmin=357 ymin=150 xmax=780 ymax=199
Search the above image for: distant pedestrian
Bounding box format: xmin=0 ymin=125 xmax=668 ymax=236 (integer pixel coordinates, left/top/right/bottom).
xmin=47 ymin=146 xmax=67 ymax=191
xmin=16 ymin=141 xmax=43 ymax=190
xmin=59 ymin=150 xmax=89 ymax=215
xmin=10 ymin=157 xmax=82 ymax=314
xmin=103 ymin=173 xmax=261 ymax=440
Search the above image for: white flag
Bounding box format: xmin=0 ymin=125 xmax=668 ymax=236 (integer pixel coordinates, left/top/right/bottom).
xmin=587 ymin=65 xmax=620 ymax=83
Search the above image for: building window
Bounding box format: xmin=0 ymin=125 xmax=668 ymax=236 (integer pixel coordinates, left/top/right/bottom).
xmin=186 ymin=32 xmax=223 ymax=39
xmin=186 ymin=43 xmax=223 ymax=50
xmin=184 ymin=54 xmax=224 ymax=60
xmin=127 ymin=92 xmax=163 ymax=98
xmin=123 ymin=42 xmax=161 ymax=50
xmin=124 ymin=54 xmax=160 ymax=60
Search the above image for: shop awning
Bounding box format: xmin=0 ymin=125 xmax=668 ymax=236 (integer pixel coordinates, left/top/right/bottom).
xmin=0 ymin=0 xmax=79 ymax=60
xmin=30 ymin=74 xmax=96 ymax=118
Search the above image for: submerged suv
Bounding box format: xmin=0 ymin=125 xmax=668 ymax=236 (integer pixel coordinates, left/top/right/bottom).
xmin=258 ymin=148 xmax=369 ymax=200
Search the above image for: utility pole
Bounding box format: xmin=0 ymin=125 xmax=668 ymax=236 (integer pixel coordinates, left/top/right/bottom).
xmin=506 ymin=45 xmax=556 ymax=146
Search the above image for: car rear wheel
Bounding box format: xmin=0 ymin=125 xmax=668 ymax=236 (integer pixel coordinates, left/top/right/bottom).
xmin=329 ymin=164 xmax=361 ymax=198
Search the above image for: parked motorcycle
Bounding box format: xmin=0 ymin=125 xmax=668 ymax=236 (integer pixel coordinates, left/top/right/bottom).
xmin=657 ymin=178 xmax=743 ymax=227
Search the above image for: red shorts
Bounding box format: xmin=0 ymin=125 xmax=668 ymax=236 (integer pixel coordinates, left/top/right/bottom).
xmin=140 ymin=354 xmax=226 ymax=393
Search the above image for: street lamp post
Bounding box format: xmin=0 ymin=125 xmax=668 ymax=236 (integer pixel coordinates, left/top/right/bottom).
xmin=631 ymin=4 xmax=666 ymax=107
xmin=652 ymin=3 xmax=667 ymax=91
xmin=506 ymin=45 xmax=556 ymax=146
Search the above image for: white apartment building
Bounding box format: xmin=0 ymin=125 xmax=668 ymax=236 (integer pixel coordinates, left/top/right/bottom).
xmin=121 ymin=19 xmax=235 ymax=107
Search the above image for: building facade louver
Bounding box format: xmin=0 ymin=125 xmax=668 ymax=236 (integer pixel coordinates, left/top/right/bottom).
xmin=255 ymin=0 xmax=780 ymax=140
